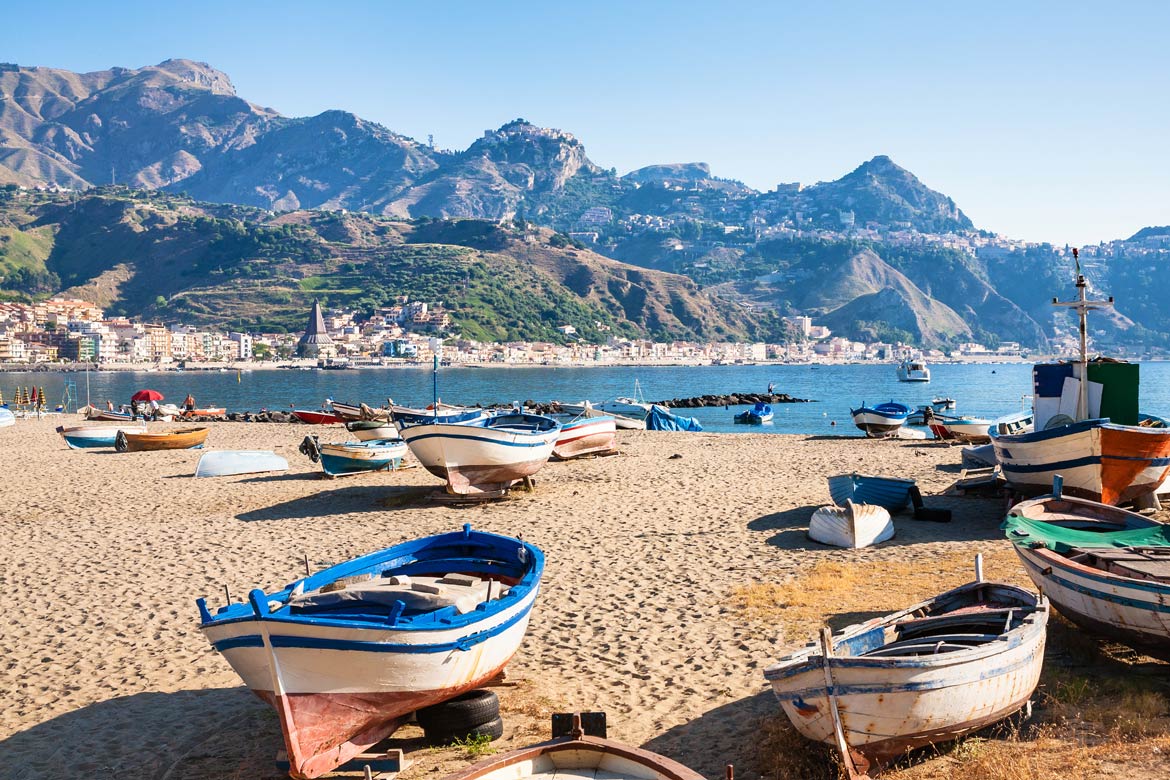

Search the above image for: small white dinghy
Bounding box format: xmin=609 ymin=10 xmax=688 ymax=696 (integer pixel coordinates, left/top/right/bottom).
xmin=808 ymin=500 xmax=894 ymax=549
xmin=194 ymin=450 xmax=289 ymax=478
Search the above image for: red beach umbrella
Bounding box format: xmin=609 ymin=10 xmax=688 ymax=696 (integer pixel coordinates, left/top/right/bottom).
xmin=131 ymin=389 xmax=164 ymax=402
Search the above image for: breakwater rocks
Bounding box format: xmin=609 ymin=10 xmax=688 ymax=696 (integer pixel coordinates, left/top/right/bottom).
xmin=650 ymin=392 xmax=813 ymax=408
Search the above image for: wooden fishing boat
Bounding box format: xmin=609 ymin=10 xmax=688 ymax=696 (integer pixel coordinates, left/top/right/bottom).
xmin=292 ymin=409 xmax=344 ymax=425
xmin=552 ymin=414 xmax=617 ymax=459
xmin=734 ymin=402 xmax=774 ymax=425
xmin=345 ymin=419 xmax=399 ymax=441
xmin=116 ymin=426 xmax=209 ymax=452
xmin=991 ymin=268 xmax=1170 ymax=505
xmin=81 ymin=404 xmax=134 ymax=422
xmin=438 ymin=713 xmax=705 ymax=780
xmin=1004 ymin=484 xmax=1170 ymax=660
xmin=930 ymin=416 xmax=993 ymax=443
xmin=57 ymin=421 xmax=148 ymax=449
xmin=195 ymin=450 xmax=289 ymax=478
xmin=197 ymin=525 xmax=544 ymax=780
xmin=564 ymin=401 xmax=646 ymax=430
xmin=390 ymin=404 xmax=489 ymax=431
xmin=401 ymin=412 xmax=560 ymax=494
xmin=765 ymin=565 xmax=1048 ymax=776
xmin=326 ymin=400 xmax=365 ymax=421
xmin=827 ymin=473 xmax=917 ymax=512
xmin=300 ymin=436 xmax=409 ymax=477
xmin=808 ymin=500 xmax=894 ymax=548
xmin=850 ymin=401 xmax=911 ymax=438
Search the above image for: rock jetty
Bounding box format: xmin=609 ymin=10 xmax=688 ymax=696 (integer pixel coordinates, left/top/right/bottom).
xmin=648 ymin=392 xmax=813 ymax=408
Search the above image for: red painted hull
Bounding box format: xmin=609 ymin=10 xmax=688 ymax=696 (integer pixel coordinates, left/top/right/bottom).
xmin=254 ymin=661 xmax=508 ymax=779
xmin=1099 ymin=425 xmax=1170 ymax=506
xmin=292 ymin=410 xmax=343 ymax=425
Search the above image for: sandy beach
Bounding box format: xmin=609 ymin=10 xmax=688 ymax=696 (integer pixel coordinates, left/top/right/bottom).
xmin=2 ymin=418 xmax=1167 ymax=780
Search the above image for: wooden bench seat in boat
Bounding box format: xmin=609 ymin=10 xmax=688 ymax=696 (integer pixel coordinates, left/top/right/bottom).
xmin=866 ymin=633 xmax=1002 ymax=657
xmin=1067 ymin=547 xmax=1170 ymax=582
xmin=290 ymin=574 xmax=507 ymax=615
xmin=895 ymin=607 xmax=1030 ymax=639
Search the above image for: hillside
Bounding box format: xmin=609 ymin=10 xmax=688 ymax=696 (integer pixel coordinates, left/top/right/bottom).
xmin=0 ymin=187 xmax=761 ymax=342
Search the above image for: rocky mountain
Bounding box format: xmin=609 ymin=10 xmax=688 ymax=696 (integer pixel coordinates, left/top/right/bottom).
xmin=3 ymin=59 xmax=1167 ymax=349
xmin=0 ymin=187 xmax=762 ymax=342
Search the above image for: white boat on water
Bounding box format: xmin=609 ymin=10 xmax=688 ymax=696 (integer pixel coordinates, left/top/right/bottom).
xmin=896 ymin=357 xmax=931 ymax=382
xmin=401 ymin=412 xmax=561 ymax=494
xmin=764 ymin=561 xmax=1048 ymax=776
xmin=594 ymin=379 xmax=652 ymax=417
xmin=808 ymin=500 xmax=894 ymax=548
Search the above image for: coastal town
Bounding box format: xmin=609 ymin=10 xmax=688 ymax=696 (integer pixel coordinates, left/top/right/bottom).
xmin=0 ymin=295 xmax=1031 ymax=370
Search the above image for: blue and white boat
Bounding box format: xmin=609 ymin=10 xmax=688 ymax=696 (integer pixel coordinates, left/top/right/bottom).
xmin=197 ymin=524 xmax=544 ymax=780
xmin=734 ymin=402 xmax=773 ymax=425
xmin=1005 ymin=485 xmax=1170 ymax=661
xmin=849 ymin=401 xmax=911 ymax=438
xmin=195 ymin=450 xmax=290 ymax=478
xmin=311 ymin=438 xmax=408 ymax=477
xmin=827 ymin=472 xmax=917 ymax=512
xmin=390 ymin=404 xmax=490 ymax=431
xmin=765 ymin=566 xmax=1047 ymax=775
xmin=56 ymin=421 xmax=147 ymax=449
xmin=0 ymin=408 xmax=14 ymax=428
xmin=401 ymin=412 xmax=561 ymax=495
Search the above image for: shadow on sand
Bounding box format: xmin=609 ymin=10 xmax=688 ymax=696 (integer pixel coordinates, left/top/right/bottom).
xmin=0 ymin=687 xmax=281 ymax=780
xmin=236 ymin=485 xmax=435 ymax=522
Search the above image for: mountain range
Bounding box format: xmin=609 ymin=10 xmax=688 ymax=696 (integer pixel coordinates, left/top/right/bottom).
xmin=2 ymin=58 xmax=1168 ymax=350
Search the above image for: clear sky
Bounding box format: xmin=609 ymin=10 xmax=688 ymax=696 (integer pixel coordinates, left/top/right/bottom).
xmin=2 ymin=1 xmax=1167 ymax=245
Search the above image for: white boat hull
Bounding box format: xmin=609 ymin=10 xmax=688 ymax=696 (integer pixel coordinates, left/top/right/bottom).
xmin=808 ymin=502 xmax=894 ymax=548
xmin=553 ymin=417 xmax=617 ymax=459
xmin=401 ymin=420 xmax=559 ymax=494
xmin=851 ymin=410 xmax=906 ymax=437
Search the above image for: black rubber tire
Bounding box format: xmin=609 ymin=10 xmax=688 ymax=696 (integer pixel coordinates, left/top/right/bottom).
xmin=425 ymin=715 xmax=504 ymax=745
xmin=415 ymin=689 xmax=499 ymax=733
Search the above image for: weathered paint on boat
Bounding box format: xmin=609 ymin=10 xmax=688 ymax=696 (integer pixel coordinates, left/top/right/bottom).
xmin=808 ymin=501 xmax=894 ymax=549
xmin=401 ymin=412 xmax=560 ymax=494
xmin=764 ymin=579 xmax=1048 ymax=774
xmin=438 ymin=720 xmax=705 ymax=780
xmin=318 ymin=439 xmax=408 ymax=477
xmin=1004 ymin=493 xmax=1170 ymax=660
xmin=552 ymin=415 xmax=617 ymax=459
xmin=57 ymin=421 xmax=148 ymax=449
xmin=197 ymin=526 xmax=543 ymax=780
xmin=344 ymin=420 xmax=399 ymax=441
xmin=827 ymin=473 xmax=917 ymax=512
xmin=990 ymin=418 xmax=1170 ymax=505
xmin=195 ymin=450 xmax=289 ymax=477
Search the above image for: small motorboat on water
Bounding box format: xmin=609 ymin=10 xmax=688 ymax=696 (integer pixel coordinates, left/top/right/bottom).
xmin=765 ymin=560 xmax=1048 ymax=776
xmin=197 ymin=525 xmax=545 ymax=780
xmin=734 ymin=402 xmax=773 ymax=425
xmin=896 ymin=356 xmax=931 ymax=382
xmin=1004 ymin=481 xmax=1170 ymax=661
xmin=849 ymin=401 xmax=911 ymax=437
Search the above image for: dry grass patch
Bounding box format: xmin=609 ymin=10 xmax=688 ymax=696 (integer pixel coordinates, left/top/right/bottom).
xmin=731 ymin=547 xmax=1022 ymax=639
xmin=752 ymin=713 xmax=841 ymax=780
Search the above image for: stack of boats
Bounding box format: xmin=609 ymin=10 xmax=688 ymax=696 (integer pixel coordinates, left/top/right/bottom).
xmin=809 ymin=473 xmax=918 ymax=548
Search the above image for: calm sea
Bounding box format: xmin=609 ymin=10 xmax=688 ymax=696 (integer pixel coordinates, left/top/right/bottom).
xmin=7 ymin=362 xmax=1170 ymax=435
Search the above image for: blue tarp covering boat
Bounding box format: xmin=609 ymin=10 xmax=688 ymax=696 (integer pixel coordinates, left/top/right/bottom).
xmin=646 ymin=404 xmax=703 ymax=431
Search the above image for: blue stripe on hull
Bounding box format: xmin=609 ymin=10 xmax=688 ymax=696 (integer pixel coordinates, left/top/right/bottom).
xmin=404 ymin=431 xmax=552 ymax=448
xmin=319 ymin=453 xmax=399 ymax=476
xmin=63 ymin=436 xmax=116 ymax=449
xmin=772 ymin=652 xmax=1040 ymax=699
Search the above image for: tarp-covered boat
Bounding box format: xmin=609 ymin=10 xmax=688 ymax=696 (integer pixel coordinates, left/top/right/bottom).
xmin=765 ymin=568 xmax=1047 ymax=776
xmin=197 ymin=525 xmax=544 ymax=779
xmin=645 ymin=404 xmax=702 ymax=431
xmin=734 ymin=402 xmax=774 ymax=425
xmin=1004 ymin=487 xmax=1170 ymax=660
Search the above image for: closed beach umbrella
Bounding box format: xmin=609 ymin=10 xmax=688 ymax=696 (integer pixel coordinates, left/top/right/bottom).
xmin=131 ymin=389 xmax=164 ymax=402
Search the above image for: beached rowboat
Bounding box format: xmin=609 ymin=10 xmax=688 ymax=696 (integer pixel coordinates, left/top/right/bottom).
xmin=438 ymin=713 xmax=705 ymax=780
xmin=849 ymin=401 xmax=911 ymax=438
xmin=194 ymin=450 xmax=289 ymax=478
xmin=315 ymin=439 xmax=408 ymax=477
xmin=81 ymin=404 xmax=135 ymax=422
xmin=401 ymin=412 xmax=560 ymax=494
xmin=292 ymin=409 xmax=344 ymax=425
xmin=552 ymin=415 xmax=617 ymax=459
xmin=57 ymin=421 xmax=148 ymax=449
xmin=196 ymin=525 xmax=544 ymax=779
xmin=827 ymin=473 xmax=917 ymax=512
xmin=1004 ymin=487 xmax=1170 ymax=660
xmin=116 ymin=427 xmax=209 ymax=452
xmin=764 ymin=569 xmax=1048 ymax=776
xmin=808 ymin=500 xmax=894 ymax=549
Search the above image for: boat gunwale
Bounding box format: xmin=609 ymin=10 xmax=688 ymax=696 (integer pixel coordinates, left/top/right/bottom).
xmin=437 ymin=733 xmax=705 ymax=780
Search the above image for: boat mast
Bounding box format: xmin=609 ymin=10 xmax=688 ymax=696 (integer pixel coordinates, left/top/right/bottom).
xmin=1051 ymin=248 xmax=1112 ymax=421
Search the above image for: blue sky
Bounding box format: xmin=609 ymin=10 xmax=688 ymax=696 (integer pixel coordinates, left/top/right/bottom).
xmin=2 ymin=1 xmax=1167 ymax=245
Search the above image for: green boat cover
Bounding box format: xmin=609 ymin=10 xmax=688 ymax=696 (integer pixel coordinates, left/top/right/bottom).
xmin=1003 ymin=514 xmax=1170 ymax=553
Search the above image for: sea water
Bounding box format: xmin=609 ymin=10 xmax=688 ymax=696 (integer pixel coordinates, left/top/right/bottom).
xmin=8 ymin=362 xmax=1170 ymax=435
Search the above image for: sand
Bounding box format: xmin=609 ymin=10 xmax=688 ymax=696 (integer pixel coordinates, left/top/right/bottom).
xmin=0 ymin=418 xmax=1160 ymax=779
